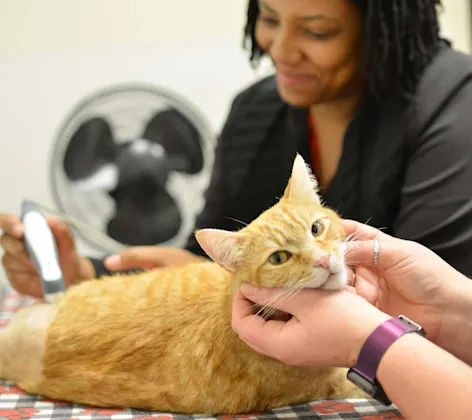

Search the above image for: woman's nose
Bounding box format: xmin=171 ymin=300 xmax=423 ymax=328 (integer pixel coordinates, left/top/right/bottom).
xmin=269 ymin=30 xmax=303 ymax=66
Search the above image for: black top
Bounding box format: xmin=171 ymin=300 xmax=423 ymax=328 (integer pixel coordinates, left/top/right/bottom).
xmin=91 ymin=43 xmax=472 ymax=277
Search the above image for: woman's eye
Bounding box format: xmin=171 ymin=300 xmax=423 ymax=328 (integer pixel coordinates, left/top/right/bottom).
xmin=259 ymin=16 xmax=278 ymax=26
xmin=311 ymin=220 xmax=325 ymax=237
xmin=268 ymin=250 xmax=292 ymax=265
xmin=305 ymin=31 xmax=332 ymax=40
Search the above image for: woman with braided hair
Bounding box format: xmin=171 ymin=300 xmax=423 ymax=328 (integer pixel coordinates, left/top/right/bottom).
xmin=3 ymin=0 xmax=472 ymax=295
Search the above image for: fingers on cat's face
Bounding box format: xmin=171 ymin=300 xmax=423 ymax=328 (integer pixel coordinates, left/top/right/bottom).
xmin=244 ymin=205 xmax=347 ymax=290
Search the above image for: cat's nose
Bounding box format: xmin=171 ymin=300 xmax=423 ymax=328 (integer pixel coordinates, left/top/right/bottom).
xmin=314 ymin=255 xmax=330 ymax=270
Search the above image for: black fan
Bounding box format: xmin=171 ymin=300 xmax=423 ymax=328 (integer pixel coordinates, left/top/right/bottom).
xmin=61 ymin=108 xmax=204 ymax=246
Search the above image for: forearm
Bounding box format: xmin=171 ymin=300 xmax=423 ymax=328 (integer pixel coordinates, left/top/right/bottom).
xmin=436 ymin=274 xmax=472 ymax=365
xmin=377 ymin=333 xmax=472 ymax=420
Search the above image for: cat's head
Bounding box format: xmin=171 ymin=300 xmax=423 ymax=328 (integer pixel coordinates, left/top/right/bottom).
xmin=195 ymin=154 xmax=347 ymax=291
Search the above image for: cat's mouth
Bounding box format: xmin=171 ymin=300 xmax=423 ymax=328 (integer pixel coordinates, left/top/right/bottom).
xmin=320 ymin=271 xmax=348 ymax=291
xmin=302 ymin=266 xmax=347 ymax=291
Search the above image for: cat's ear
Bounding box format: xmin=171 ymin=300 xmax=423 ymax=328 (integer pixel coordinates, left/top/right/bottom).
xmin=283 ymin=154 xmax=320 ymax=204
xmin=195 ymin=229 xmax=246 ymax=273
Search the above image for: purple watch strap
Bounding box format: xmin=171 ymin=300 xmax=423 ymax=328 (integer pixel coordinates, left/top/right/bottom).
xmin=353 ymin=318 xmax=416 ymax=382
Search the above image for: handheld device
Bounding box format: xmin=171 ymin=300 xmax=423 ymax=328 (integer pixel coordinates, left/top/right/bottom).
xmin=21 ymin=200 xmax=66 ymax=303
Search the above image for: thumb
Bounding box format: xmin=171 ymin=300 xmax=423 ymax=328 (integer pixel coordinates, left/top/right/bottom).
xmin=345 ymin=239 xmax=406 ymax=270
xmin=48 ymin=217 xmax=76 ymax=258
xmin=104 ymin=246 xmax=163 ymax=271
xmin=231 ymin=288 xmax=296 ymax=359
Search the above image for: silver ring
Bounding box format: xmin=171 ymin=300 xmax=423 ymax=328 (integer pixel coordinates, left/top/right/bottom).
xmin=373 ymin=240 xmax=380 ymax=267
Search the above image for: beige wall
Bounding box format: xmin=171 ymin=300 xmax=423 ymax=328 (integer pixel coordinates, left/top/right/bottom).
xmin=0 ymin=0 xmax=470 ymax=55
xmin=439 ymin=0 xmax=471 ymax=52
xmin=0 ymin=0 xmax=249 ymax=54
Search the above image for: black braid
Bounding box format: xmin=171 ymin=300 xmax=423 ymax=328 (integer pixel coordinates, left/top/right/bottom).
xmin=243 ymin=0 xmax=442 ymax=97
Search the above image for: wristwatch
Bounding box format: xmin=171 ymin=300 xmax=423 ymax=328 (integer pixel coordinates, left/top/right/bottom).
xmin=347 ymin=315 xmax=426 ymax=405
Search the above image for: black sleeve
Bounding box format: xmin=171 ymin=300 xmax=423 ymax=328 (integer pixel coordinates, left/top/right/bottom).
xmin=88 ymin=257 xmax=115 ymax=278
xmin=184 ymin=84 xmax=262 ymax=255
xmin=393 ymin=80 xmax=472 ymax=276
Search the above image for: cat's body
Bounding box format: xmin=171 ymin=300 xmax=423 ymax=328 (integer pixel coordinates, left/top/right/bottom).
xmin=0 ymin=156 xmax=365 ymax=414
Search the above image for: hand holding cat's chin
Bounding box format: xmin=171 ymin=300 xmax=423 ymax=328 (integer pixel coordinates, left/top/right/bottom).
xmin=232 ymin=283 xmax=391 ymax=369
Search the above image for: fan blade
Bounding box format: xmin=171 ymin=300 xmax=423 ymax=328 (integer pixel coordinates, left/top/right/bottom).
xmin=72 ymin=163 xmax=119 ymax=192
xmin=63 ymin=117 xmax=119 ymax=181
xmin=141 ymin=107 xmax=204 ymax=175
xmin=106 ymin=186 xmax=182 ymax=246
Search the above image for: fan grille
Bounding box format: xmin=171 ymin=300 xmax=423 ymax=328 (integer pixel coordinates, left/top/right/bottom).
xmin=50 ymin=83 xmax=215 ymax=253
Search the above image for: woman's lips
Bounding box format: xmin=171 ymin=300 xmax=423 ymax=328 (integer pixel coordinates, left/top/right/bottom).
xmin=277 ymin=71 xmax=315 ymax=86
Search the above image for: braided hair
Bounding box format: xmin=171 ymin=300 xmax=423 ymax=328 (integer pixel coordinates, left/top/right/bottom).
xmin=244 ymin=0 xmax=442 ymax=97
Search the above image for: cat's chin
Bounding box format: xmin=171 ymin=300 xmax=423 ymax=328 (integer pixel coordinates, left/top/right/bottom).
xmin=301 ymin=264 xmax=348 ymax=291
xmin=320 ymin=271 xmax=348 ymax=291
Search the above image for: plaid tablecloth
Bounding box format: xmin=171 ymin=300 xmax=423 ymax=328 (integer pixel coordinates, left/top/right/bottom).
xmin=0 ymin=292 xmax=404 ymax=420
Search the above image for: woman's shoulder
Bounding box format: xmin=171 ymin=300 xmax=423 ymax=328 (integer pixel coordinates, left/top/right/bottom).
xmin=233 ymin=74 xmax=278 ymax=100
xmin=219 ymin=74 xmax=286 ymax=138
xmin=227 ymin=74 xmax=282 ymax=114
xmin=422 ymin=42 xmax=472 ymax=81
xmin=416 ymin=43 xmax=472 ymax=108
xmin=410 ymin=43 xmax=472 ymax=141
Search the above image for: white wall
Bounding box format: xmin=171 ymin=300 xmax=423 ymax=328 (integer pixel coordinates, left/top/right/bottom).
xmin=1 ymin=0 xmax=470 ymax=54
xmin=0 ymin=0 xmax=249 ymax=54
xmin=439 ymin=0 xmax=471 ymax=52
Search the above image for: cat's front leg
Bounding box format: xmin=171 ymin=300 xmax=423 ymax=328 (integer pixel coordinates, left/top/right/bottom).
xmin=0 ymin=303 xmax=55 ymax=386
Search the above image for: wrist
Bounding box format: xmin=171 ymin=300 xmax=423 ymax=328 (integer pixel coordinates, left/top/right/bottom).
xmin=376 ymin=332 xmax=424 ymax=379
xmin=348 ymin=307 xmax=392 ymax=368
xmin=78 ymin=257 xmax=96 ymax=282
xmin=347 ymin=315 xmax=427 ymax=405
xmin=436 ymin=274 xmax=472 ymax=361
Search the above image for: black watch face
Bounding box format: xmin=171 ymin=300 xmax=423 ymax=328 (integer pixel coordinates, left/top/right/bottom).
xmin=347 ymin=370 xmax=375 ymax=394
xmin=347 ymin=370 xmax=392 ymax=406
xmin=399 ymin=314 xmax=427 ymax=337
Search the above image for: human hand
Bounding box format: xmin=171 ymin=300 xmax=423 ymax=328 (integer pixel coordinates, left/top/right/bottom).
xmin=104 ymin=246 xmax=206 ymax=271
xmin=232 ymin=284 xmax=390 ymax=368
xmin=0 ymin=213 xmax=95 ymax=297
xmin=343 ymin=220 xmax=468 ymax=345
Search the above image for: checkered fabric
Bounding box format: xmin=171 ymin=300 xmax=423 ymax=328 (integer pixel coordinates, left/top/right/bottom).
xmin=0 ymin=292 xmax=403 ymax=420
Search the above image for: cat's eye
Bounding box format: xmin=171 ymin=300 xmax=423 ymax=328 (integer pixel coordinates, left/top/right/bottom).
xmin=268 ymin=251 xmax=292 ymax=265
xmin=311 ymin=220 xmax=325 ymax=237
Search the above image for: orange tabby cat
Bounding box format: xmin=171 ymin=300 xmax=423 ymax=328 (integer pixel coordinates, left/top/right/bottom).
xmin=0 ymin=155 xmax=365 ymax=414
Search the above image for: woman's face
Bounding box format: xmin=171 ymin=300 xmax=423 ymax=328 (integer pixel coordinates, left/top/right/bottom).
xmin=255 ymin=0 xmax=364 ymax=107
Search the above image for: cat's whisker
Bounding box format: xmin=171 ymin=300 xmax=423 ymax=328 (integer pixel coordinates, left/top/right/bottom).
xmin=342 ymin=245 xmax=364 ymax=254
xmin=361 ymin=216 xmax=387 ymax=233
xmin=259 ymin=285 xmax=304 ymax=321
xmin=342 ymin=235 xmax=361 ymax=245
xmin=343 ymin=248 xmax=365 ymax=258
xmin=252 ymin=287 xmax=294 ymax=319
xmin=246 ymin=286 xmax=301 ymax=332
xmin=225 ymin=217 xmax=248 ymax=227
xmin=343 ymin=232 xmax=366 ymax=243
